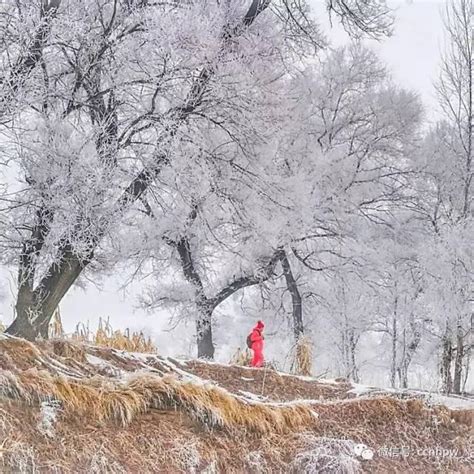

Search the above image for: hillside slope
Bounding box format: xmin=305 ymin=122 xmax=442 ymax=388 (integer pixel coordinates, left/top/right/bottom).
xmin=0 ymin=334 xmax=472 ymax=473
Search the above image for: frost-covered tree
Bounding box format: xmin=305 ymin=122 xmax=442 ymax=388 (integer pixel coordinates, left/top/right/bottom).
xmin=410 ymin=0 xmax=472 ymax=394
xmin=0 ymin=0 xmax=396 ymax=342
xmin=269 ymin=44 xmax=422 ymax=356
xmin=0 ymin=0 xmax=283 ymax=339
xmin=144 ymin=42 xmax=422 ymax=359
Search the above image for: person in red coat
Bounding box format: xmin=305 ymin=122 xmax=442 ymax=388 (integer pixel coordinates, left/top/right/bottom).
xmin=250 ymin=320 xmax=265 ymax=367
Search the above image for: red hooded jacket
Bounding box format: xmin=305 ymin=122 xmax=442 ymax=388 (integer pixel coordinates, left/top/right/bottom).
xmin=250 ymin=320 xmax=264 ymax=349
xmin=250 ymin=320 xmax=264 ymax=367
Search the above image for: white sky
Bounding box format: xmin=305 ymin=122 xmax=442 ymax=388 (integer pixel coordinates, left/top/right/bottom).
xmin=311 ymin=0 xmax=446 ymax=113
xmin=0 ymin=0 xmax=448 ymax=358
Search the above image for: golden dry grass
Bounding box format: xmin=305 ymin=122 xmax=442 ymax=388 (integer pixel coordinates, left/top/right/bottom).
xmin=72 ymin=317 xmax=157 ymax=353
xmin=0 ymin=352 xmax=317 ymax=434
xmin=0 ymin=319 xmax=5 ymax=333
xmin=293 ymin=336 xmax=313 ymax=377
xmin=129 ymin=375 xmax=318 ymax=434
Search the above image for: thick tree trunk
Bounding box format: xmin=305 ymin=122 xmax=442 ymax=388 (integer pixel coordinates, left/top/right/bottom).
xmin=6 ymin=249 xmax=85 ymax=341
xmin=196 ymin=306 xmax=215 ymax=359
xmin=280 ymin=250 xmax=304 ymax=341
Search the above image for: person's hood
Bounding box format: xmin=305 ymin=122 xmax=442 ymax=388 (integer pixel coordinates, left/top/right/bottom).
xmin=255 ymin=320 xmax=264 ymax=330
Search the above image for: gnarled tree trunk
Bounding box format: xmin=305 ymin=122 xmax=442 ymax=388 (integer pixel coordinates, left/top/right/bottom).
xmin=280 ymin=250 xmax=304 ymax=342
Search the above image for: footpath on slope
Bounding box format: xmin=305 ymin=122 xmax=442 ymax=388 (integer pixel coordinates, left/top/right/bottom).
xmin=0 ymin=334 xmax=472 ymax=473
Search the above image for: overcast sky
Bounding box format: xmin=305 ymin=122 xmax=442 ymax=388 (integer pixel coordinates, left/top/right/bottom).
xmin=1 ymin=1 xmax=447 ymax=355
xmin=311 ymin=0 xmax=446 ymax=112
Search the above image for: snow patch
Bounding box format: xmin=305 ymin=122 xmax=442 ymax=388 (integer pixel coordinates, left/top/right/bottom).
xmin=38 ymin=400 xmax=61 ymax=438
xmin=291 ymin=436 xmax=366 ymax=473
xmin=238 ymin=390 xmax=268 ymax=402
xmin=348 ymin=383 xmax=474 ymax=410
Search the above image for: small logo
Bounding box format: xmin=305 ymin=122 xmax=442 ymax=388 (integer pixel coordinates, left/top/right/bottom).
xmin=353 ymin=444 xmax=374 ymax=460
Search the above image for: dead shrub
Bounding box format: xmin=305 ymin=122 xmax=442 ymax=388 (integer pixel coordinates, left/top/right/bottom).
xmin=230 ymin=347 xmax=252 ymax=367
xmin=71 ymin=322 xmax=91 ymax=343
xmin=292 ymin=336 xmax=313 ymax=377
xmin=87 ymin=318 xmax=157 ymax=353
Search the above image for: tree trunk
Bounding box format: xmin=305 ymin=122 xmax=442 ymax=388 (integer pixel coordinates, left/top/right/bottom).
xmin=440 ymin=329 xmax=453 ymax=394
xmin=453 ymin=323 xmax=464 ymax=394
xmin=280 ymin=250 xmax=304 ymax=341
xmin=347 ymin=327 xmax=359 ymax=383
xmin=462 ymin=345 xmax=471 ymax=393
xmin=6 ymin=249 xmax=85 ymax=341
xmin=390 ymin=296 xmax=398 ymax=388
xmin=196 ymin=305 xmax=215 ymax=359
xmin=397 ymin=319 xmax=421 ymax=389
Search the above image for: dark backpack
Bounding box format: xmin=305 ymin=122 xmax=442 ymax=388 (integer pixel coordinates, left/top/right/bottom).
xmin=246 ymin=333 xmax=253 ymax=349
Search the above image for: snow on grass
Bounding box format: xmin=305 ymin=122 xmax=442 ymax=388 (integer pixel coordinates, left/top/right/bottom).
xmin=348 ymin=383 xmax=379 ymax=396
xmin=170 ymin=440 xmax=202 ymax=474
xmin=245 ymin=451 xmax=268 ymax=473
xmin=38 ymin=400 xmax=61 ymax=438
xmin=238 ymin=390 xmax=268 ymax=402
xmin=85 ymin=354 xmax=108 ymax=366
xmin=37 ymin=354 xmax=84 ymax=379
xmin=85 ymin=353 xmax=125 ymax=377
xmin=290 ymin=435 xmax=372 ymax=474
xmin=413 ymin=392 xmax=474 ymax=410
xmin=348 ymin=383 xmax=474 ymax=410
xmin=159 ymin=357 xmax=208 ymax=383
xmin=77 ymin=345 xmax=474 ymax=412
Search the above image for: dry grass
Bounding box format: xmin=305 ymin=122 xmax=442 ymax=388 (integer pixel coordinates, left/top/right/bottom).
xmin=50 ymin=339 xmax=87 ymax=363
xmin=0 ymin=363 xmax=317 ymax=434
xmin=0 ymin=337 xmax=472 ymax=473
xmin=230 ymin=347 xmax=252 ymax=367
xmin=72 ymin=317 xmax=157 ymax=353
xmin=71 ymin=321 xmax=91 ymax=343
xmin=292 ymin=336 xmax=313 ymax=377
xmin=49 ymin=308 xmax=64 ymax=339
xmin=129 ymin=375 xmax=318 ymax=434
xmin=0 ymin=319 xmax=5 ymax=333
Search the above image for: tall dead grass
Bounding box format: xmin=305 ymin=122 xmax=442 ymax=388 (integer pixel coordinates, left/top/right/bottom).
xmin=0 ymin=366 xmax=317 ymax=433
xmin=292 ymin=336 xmax=313 ymax=377
xmin=230 ymin=347 xmax=252 ymax=367
xmin=72 ymin=317 xmax=157 ymax=353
